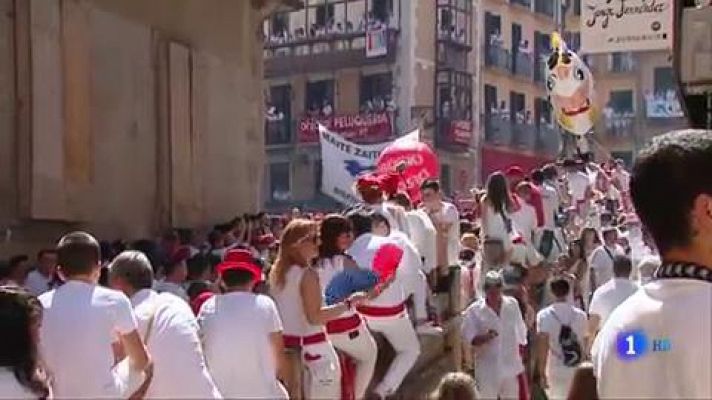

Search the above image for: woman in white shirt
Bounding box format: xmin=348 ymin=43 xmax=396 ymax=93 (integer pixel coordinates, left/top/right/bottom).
xmin=480 ymin=172 xmax=514 ymax=269
xmin=0 ymin=286 xmax=50 ymax=399
xmin=269 ymin=219 xmax=367 ymax=399
xmin=317 ymin=215 xmax=377 ymax=400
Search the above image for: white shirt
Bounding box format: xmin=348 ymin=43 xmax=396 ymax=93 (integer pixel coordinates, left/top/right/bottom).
xmin=39 ymin=281 xmax=138 ymax=398
xmin=405 ymin=210 xmax=437 ymax=274
xmin=25 ymin=270 xmax=51 ymax=296
xmin=511 ymin=202 xmax=537 ymax=245
xmin=536 ymin=302 xmax=587 ymax=370
xmin=461 ymin=296 xmax=528 ymax=378
xmin=589 ymin=244 xmax=625 ymax=289
xmin=481 ymin=202 xmax=511 ymax=249
xmin=130 ymin=289 xmax=221 ymax=399
xmin=425 ymin=202 xmax=461 ymax=266
xmin=592 ymin=279 xmax=712 ymax=399
xmin=154 ymin=280 xmax=189 ymax=302
xmin=0 ymin=367 xmax=38 ymax=399
xmin=567 ymin=171 xmax=591 ymax=202
xmin=588 ymin=278 xmax=639 ymax=330
xmin=541 ymin=182 xmax=560 ymax=230
xmin=389 ymin=230 xmax=425 ymax=279
xmin=198 ymin=292 xmax=287 ymax=399
xmin=348 ymin=234 xmax=406 ymax=308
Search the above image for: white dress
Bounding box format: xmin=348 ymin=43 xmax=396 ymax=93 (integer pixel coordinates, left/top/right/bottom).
xmin=481 ymin=202 xmax=511 ymax=249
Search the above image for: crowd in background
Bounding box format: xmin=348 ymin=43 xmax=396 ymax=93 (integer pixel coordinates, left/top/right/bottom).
xmin=8 ymin=130 xmax=712 ymax=400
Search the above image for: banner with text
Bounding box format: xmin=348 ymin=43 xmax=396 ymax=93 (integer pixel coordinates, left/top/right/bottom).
xmin=366 ymin=26 xmax=388 ymax=58
xmin=319 ymin=125 xmax=389 ymax=205
xmin=299 ymin=112 xmax=392 ymax=143
xmin=580 ymin=0 xmax=673 ymax=54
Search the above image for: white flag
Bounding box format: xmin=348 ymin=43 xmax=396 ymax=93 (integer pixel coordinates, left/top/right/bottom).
xmin=319 ymin=125 xmax=389 ymax=205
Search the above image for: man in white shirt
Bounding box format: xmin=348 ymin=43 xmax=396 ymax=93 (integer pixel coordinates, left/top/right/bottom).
xmin=563 ymin=159 xmax=591 ymax=212
xmin=592 ymin=130 xmax=712 ymax=399
xmin=25 ymin=249 xmax=58 ymax=296
xmin=109 ymin=250 xmax=222 ymax=399
xmin=39 ymin=232 xmax=151 ymax=398
xmin=198 ymin=256 xmax=288 ymax=399
xmin=589 ymin=227 xmax=625 ymax=291
xmin=347 ymin=210 xmax=421 ymax=399
xmin=372 ymin=213 xmax=441 ymax=335
xmin=536 ymin=278 xmax=587 ymax=400
xmin=421 ymin=179 xmax=460 ymax=287
xmin=588 ymin=254 xmax=638 ymax=341
xmin=512 ymin=182 xmax=544 ymax=267
xmin=154 ymin=247 xmax=189 ymax=302
xmin=535 ymin=166 xmax=564 ymax=261
xmin=391 ymin=193 xmax=437 ymax=275
xmin=462 ymin=271 xmax=528 ymax=399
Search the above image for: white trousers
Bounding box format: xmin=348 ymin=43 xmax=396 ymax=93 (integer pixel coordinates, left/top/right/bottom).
xmin=401 ymin=271 xmax=429 ymax=321
xmin=474 ymin=366 xmax=523 ymax=400
xmin=364 ymin=315 xmax=421 ymax=397
xmin=546 ymin=365 xmax=576 ymax=400
xmin=301 ymin=341 xmax=341 ymax=400
xmin=329 ymin=323 xmax=378 ymax=400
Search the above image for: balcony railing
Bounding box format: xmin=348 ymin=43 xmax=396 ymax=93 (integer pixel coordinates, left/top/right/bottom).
xmin=264 ymin=28 xmax=399 ymax=77
xmin=645 ymin=93 xmax=685 ymax=119
xmin=536 ymin=124 xmax=560 ymax=155
xmin=602 ymin=112 xmax=636 ymax=138
xmin=609 ymin=53 xmax=636 ymax=73
xmin=512 ymin=120 xmax=536 ymax=150
xmin=513 ymin=52 xmax=533 ymax=79
xmin=484 ymin=112 xmax=513 ymax=145
xmin=485 ymin=44 xmax=511 ymax=72
xmin=265 ymin=118 xmax=293 ymax=146
xmin=534 ymin=54 xmax=547 ymax=83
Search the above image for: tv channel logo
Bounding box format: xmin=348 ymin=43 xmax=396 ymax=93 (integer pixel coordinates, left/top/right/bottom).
xmin=616 ymin=329 xmax=671 ymax=361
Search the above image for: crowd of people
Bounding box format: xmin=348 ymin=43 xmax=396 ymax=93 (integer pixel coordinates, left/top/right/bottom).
xmin=0 ymin=129 xmax=710 ymax=400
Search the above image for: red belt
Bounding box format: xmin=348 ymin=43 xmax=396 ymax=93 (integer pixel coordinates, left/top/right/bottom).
xmin=326 ymin=314 xmax=362 ymax=335
xmin=283 ymin=332 xmax=327 ymax=348
xmin=357 ymin=302 xmax=406 ymax=317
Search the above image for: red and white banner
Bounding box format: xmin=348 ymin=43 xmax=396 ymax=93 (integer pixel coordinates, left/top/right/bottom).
xmin=449 ymin=120 xmax=473 ymax=146
xmin=298 ymin=112 xmax=392 ymax=143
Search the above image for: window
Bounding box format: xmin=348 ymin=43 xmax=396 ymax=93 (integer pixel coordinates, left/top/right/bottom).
xmin=372 ymin=0 xmax=393 ymax=24
xmin=305 ymin=80 xmax=334 ymax=114
xmin=314 ymin=159 xmax=323 ymax=194
xmin=535 ymin=97 xmax=552 ymax=126
xmin=440 ymin=164 xmax=452 ymax=196
xmin=510 ymin=91 xmax=526 ymax=122
xmin=266 ymin=85 xmax=291 ymax=145
xmin=269 ymin=85 xmax=291 ymax=117
xmin=654 ymin=67 xmax=675 ymax=94
xmin=315 ymin=4 xmax=335 ymax=28
xmin=574 ymin=0 xmax=581 ymax=16
xmin=609 ymin=90 xmax=634 ymax=113
xmin=535 ymin=0 xmax=555 ymax=16
xmin=563 ymin=31 xmax=581 ymax=51
xmin=270 ymin=163 xmax=291 ymax=202
xmin=360 ymin=73 xmax=393 ymax=110
xmin=485 ymin=85 xmax=498 ymax=115
xmin=270 ymin=13 xmax=289 ymax=36
xmin=610 ymin=52 xmax=635 ymax=72
xmin=436 ymin=70 xmax=472 ymax=120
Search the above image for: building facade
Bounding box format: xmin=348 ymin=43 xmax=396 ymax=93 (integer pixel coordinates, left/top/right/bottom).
xmin=564 ymin=0 xmax=688 ymax=165
xmin=478 ymin=0 xmax=687 ymax=181
xmin=262 ymin=0 xmax=481 ymax=211
xmin=0 ymin=0 xmax=284 ymax=255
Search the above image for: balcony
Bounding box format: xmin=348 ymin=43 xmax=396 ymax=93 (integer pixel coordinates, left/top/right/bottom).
xmin=436 ymin=118 xmax=473 ymax=151
xmin=484 ymin=112 xmax=513 ymax=146
xmin=485 ymin=44 xmax=512 ymax=73
xmin=536 ymin=124 xmax=561 ymax=155
xmin=645 ymin=92 xmax=685 ymax=119
xmin=264 ymin=28 xmax=399 ymax=78
xmin=513 ymin=51 xmax=533 ymax=79
xmin=265 ymin=117 xmax=293 ymax=146
xmin=534 ymin=53 xmax=547 ymax=84
xmin=602 ymin=111 xmax=636 ymax=138
xmin=608 ymin=53 xmax=636 ymax=74
xmin=511 ymin=120 xmax=536 ymax=150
